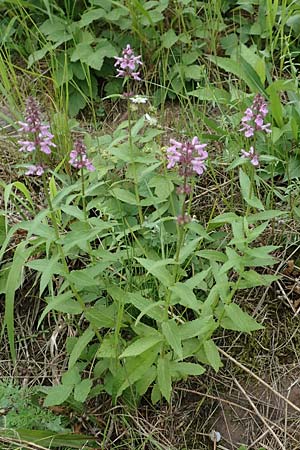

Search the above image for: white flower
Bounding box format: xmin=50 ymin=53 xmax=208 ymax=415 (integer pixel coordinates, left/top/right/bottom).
xmin=145 ymin=113 xmax=158 ymax=126
xmin=130 ymin=96 xmax=148 ymax=104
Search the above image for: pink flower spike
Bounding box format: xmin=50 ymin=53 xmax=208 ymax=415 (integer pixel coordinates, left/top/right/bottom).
xmin=114 ymin=44 xmax=143 ymax=80
xmin=25 ymin=164 xmax=45 ymax=176
xmin=166 ymin=136 xmax=208 ymax=176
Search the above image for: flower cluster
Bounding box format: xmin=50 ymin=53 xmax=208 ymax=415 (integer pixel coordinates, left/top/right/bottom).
xmin=166 ymin=137 xmax=208 ymax=177
xmin=240 ymin=94 xmax=271 ymax=167
xmin=18 ymin=97 xmax=56 ymax=156
xmin=241 ymin=146 xmax=259 ymax=167
xmin=25 ymin=164 xmax=45 ymax=176
xmin=240 ymin=94 xmax=271 ymax=138
xmin=114 ymin=44 xmax=142 ymax=80
xmin=166 ymin=136 xmax=208 ymax=225
xmin=69 ymin=139 xmax=95 ymax=172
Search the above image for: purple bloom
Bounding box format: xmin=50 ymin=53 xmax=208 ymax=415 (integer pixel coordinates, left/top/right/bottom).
xmin=177 ymin=214 xmax=191 ymax=225
xmin=241 ymin=146 xmax=259 ymax=167
xmin=69 ymin=139 xmax=95 ymax=172
xmin=17 ymin=97 xmax=56 ymax=155
xmin=240 ymin=94 xmax=271 ymax=137
xmin=25 ymin=164 xmax=45 ymax=176
xmin=166 ymin=136 xmax=208 ymax=177
xmin=114 ymin=44 xmax=142 ymax=80
xmin=18 ymin=140 xmax=36 ymax=152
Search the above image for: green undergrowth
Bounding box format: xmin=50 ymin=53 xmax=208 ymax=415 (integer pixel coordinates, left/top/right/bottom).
xmin=0 ymin=0 xmax=300 ymax=449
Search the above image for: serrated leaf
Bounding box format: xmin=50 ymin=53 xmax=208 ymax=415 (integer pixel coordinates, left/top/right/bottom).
xmin=179 ymin=316 xmax=217 ymax=340
xmin=120 ymin=335 xmax=162 ymax=358
xmin=221 ymin=303 xmax=263 ymax=332
xmin=136 ymin=258 xmax=173 ymax=286
xmin=124 ymin=291 xmax=163 ymax=322
xmin=74 ymin=379 xmax=93 ymax=402
xmin=44 ymin=384 xmax=73 ymax=407
xmin=69 ymin=327 xmax=95 ymax=368
xmin=162 ymin=321 xmax=183 ymax=359
xmin=85 ymin=304 xmax=117 ymax=329
xmin=157 ymin=357 xmax=172 ymax=402
xmin=42 ymin=292 xmax=83 ymax=320
xmin=169 ymin=282 xmax=200 ymax=311
xmin=239 ymin=271 xmax=278 ymax=289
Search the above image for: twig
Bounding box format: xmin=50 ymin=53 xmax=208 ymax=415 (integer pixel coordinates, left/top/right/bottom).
xmin=233 ymin=377 xmax=285 ymax=450
xmin=219 ymin=348 xmax=300 ymax=414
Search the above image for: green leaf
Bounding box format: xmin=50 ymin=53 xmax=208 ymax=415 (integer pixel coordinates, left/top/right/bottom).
xmin=203 ymin=340 xmax=222 ymax=372
xmin=179 ymin=316 xmax=217 ymax=340
xmin=1 ymin=429 xmax=95 ymax=448
xmin=116 ymin=348 xmax=158 ymax=397
xmin=197 ymin=249 xmax=227 ymax=262
xmin=221 ymin=303 xmax=263 ymax=332
xmin=239 ymin=168 xmax=264 ymax=210
xmin=62 ymin=366 xmax=81 ymax=386
xmin=148 ymin=175 xmax=174 ymax=199
xmin=162 ymin=321 xmax=183 ymax=359
xmin=85 ymin=304 xmax=117 ymax=329
xmin=74 ymin=379 xmax=93 ymax=402
xmin=79 ymin=8 xmax=106 ymax=27
xmin=40 ymin=292 xmax=82 ymax=324
xmin=170 ymin=361 xmax=205 ymax=377
xmin=120 ymin=335 xmax=162 ymax=358
xmin=178 ymin=237 xmax=201 ymax=263
xmin=157 ymin=357 xmax=172 ymax=402
xmin=96 ymin=334 xmax=118 ymax=358
xmin=184 ymin=65 xmax=204 ymax=80
xmin=26 ymin=256 xmax=63 ymax=296
xmin=239 ymin=271 xmax=278 ymax=289
xmin=188 ymin=86 xmax=230 ymax=104
xmin=136 ymin=258 xmax=174 ymax=287
xmin=124 ymin=291 xmax=163 ymax=322
xmin=169 ymin=282 xmax=200 ymax=311
xmin=111 ymin=188 xmax=138 ymax=205
xmin=69 ymin=327 xmax=95 ymax=368
xmin=247 ymin=210 xmax=285 ymax=223
xmin=44 ymin=384 xmax=73 ymax=407
xmin=4 ymin=241 xmax=32 ymax=361
xmin=135 ymin=366 xmax=157 ymax=395
xmin=185 ymin=269 xmax=210 ymax=291
xmin=161 ymin=29 xmax=178 ymax=48
xmin=61 ymin=205 xmax=85 ymax=221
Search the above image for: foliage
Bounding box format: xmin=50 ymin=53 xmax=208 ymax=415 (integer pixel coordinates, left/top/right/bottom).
xmin=0 ymin=381 xmax=67 ymax=431
xmin=0 ymin=89 xmax=284 ymax=407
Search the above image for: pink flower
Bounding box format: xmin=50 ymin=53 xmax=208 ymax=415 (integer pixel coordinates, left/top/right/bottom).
xmin=240 ymin=94 xmax=271 ymax=137
xmin=114 ymin=44 xmax=142 ymax=80
xmin=17 ymin=97 xmax=56 ymax=155
xmin=18 ymin=140 xmax=36 ymax=152
xmin=241 ymin=146 xmax=259 ymax=167
xmin=69 ymin=139 xmax=95 ymax=172
xmin=25 ymin=164 xmax=45 ymax=176
xmin=166 ymin=136 xmax=208 ymax=176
